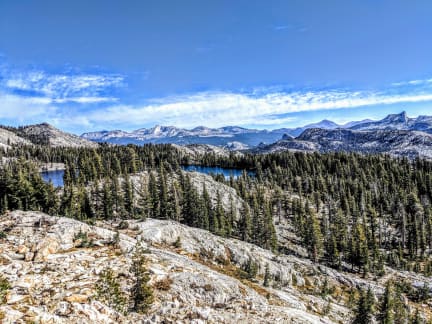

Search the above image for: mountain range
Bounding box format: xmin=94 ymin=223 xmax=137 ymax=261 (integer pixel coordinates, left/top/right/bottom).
xmin=2 ymin=111 xmax=432 ymax=159
xmin=80 ymin=118 xmax=379 ymax=148
xmin=252 ymin=112 xmax=432 ymax=159
xmin=80 ymin=111 xmax=431 ymax=147
xmin=81 ymin=125 xmax=288 ymax=147
xmin=81 ymin=111 xmax=432 ymax=159
xmin=254 ymin=128 xmax=432 ymax=159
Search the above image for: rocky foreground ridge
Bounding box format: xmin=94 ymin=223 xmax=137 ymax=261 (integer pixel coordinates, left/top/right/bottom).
xmin=1 ymin=211 xmax=431 ymax=323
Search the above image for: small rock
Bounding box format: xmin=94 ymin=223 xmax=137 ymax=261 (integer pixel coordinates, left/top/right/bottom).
xmin=34 ymin=236 xmax=60 ymax=262
xmin=17 ymin=244 xmax=28 ymax=254
xmin=56 ymin=301 xmax=72 ymax=316
xmin=65 ymin=294 xmax=89 ymax=303
xmin=8 ymin=253 xmax=25 ymax=260
xmin=24 ymin=251 xmax=34 ymax=261
xmin=6 ymin=293 xmax=29 ymax=304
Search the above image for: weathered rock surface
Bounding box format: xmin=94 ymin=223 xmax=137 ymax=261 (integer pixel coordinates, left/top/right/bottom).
xmin=0 ymin=128 xmax=32 ymax=149
xmin=0 ymin=211 xmax=335 ymax=323
xmin=1 ymin=211 xmax=431 ymax=323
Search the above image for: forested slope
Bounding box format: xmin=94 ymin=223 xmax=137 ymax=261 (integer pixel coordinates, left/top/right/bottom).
xmin=0 ymin=143 xmax=431 ymax=322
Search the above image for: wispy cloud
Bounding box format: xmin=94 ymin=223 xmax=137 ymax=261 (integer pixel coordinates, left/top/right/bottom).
xmin=2 ymin=69 xmax=124 ymax=102
xmin=273 ymin=25 xmax=290 ymax=31
xmin=74 ymin=88 xmax=432 ymax=129
xmin=391 ymin=78 xmax=432 ymax=87
xmin=0 ymin=93 xmax=58 ymax=121
xmin=2 ymin=61 xmax=432 ymax=132
xmin=272 ymin=24 xmax=309 ymax=33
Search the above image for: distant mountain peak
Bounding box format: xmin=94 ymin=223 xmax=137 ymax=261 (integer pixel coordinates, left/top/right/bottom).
xmin=320 ymin=119 xmax=337 ymax=124
xmin=32 ymin=122 xmax=55 ymax=129
xmin=305 ymin=119 xmax=340 ymax=128
xmin=382 ymin=111 xmax=408 ymax=123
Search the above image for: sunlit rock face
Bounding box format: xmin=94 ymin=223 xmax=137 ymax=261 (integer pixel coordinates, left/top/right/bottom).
xmin=1 ymin=210 xmax=431 ymax=323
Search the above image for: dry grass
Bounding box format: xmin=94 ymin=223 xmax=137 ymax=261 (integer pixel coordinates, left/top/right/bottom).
xmin=154 ymin=276 xmax=173 ymax=291
xmin=184 ymin=251 xmax=286 ymax=305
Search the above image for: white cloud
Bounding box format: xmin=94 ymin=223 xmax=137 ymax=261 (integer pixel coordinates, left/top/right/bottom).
xmin=392 ymin=78 xmax=432 ymax=86
xmin=273 ymin=25 xmax=290 ymax=30
xmin=80 ymin=89 xmax=432 ymax=129
xmin=0 ymin=93 xmax=58 ymax=120
xmin=3 ymin=70 xmax=432 ymax=131
xmin=272 ymin=24 xmax=309 ymax=33
xmin=51 ymin=97 xmax=118 ymax=104
xmin=3 ymin=70 xmax=124 ymax=99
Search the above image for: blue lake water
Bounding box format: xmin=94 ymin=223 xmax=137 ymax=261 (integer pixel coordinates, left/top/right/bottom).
xmin=41 ymin=170 xmax=65 ymax=187
xmin=40 ymin=165 xmax=253 ymax=187
xmin=181 ymin=165 xmax=254 ymax=179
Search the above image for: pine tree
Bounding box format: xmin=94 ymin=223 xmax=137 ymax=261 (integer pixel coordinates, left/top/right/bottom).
xmin=263 ymin=263 xmax=271 ymax=287
xmin=238 ymin=200 xmax=252 ymax=242
xmin=349 ymin=222 xmax=369 ymax=275
xmin=353 ymin=287 xmax=375 ymax=324
xmin=226 ymin=195 xmax=236 ymax=237
xmin=170 ymin=181 xmax=182 ymax=222
xmin=251 ymin=193 xmax=262 ymax=246
xmin=327 ymin=232 xmax=341 ymax=269
xmin=123 ymin=174 xmax=135 ymax=218
xmin=102 ymin=179 xmax=114 ymax=219
xmin=411 ymin=310 xmax=423 ymax=324
xmin=158 ymin=165 xmax=168 ymax=219
xmin=111 ymin=176 xmax=125 ymax=217
xmin=215 ymin=191 xmax=226 ymax=236
xmin=200 ymin=183 xmax=211 ymax=230
xmin=181 ymin=175 xmax=200 ymax=227
xmin=393 ymin=283 xmax=409 ymax=324
xmin=379 ymin=281 xmax=394 ymax=324
xmin=304 ymin=208 xmax=323 ymax=263
xmin=130 ymin=245 xmax=154 ymax=313
xmin=148 ymin=172 xmax=159 ymax=218
xmin=263 ymin=200 xmax=277 ymax=251
xmin=137 ymin=176 xmax=150 ymax=220
xmin=95 ymin=268 xmax=128 ymax=314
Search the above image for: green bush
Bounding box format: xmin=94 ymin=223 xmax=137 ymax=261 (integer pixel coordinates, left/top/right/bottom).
xmin=173 ymin=236 xmax=182 ymax=248
xmin=74 ymin=230 xmax=94 ymax=248
xmin=0 ymin=275 xmax=11 ymax=304
xmin=95 ymin=268 xmax=128 ymax=314
xmin=118 ymin=220 xmax=129 ymax=230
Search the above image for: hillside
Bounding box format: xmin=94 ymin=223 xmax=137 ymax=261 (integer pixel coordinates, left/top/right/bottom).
xmin=2 ymin=210 xmax=431 ymax=323
xmin=18 ymin=123 xmax=98 ymax=148
xmin=0 ymin=210 xmax=337 ymax=323
xmin=0 ymin=123 xmax=98 ymax=148
xmin=0 ymin=128 xmax=32 ymax=149
xmin=1 ymin=129 xmax=432 ymax=323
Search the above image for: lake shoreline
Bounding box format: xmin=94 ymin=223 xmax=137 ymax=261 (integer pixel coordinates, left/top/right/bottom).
xmin=38 ymin=162 xmax=66 ymax=172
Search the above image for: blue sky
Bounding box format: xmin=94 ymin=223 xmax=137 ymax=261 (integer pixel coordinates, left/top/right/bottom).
xmin=1 ymin=0 xmax=432 ymax=134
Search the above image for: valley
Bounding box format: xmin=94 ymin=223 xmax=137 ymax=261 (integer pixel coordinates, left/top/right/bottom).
xmin=0 ymin=128 xmax=431 ymax=322
xmin=3 ymin=1 xmax=432 ymax=323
